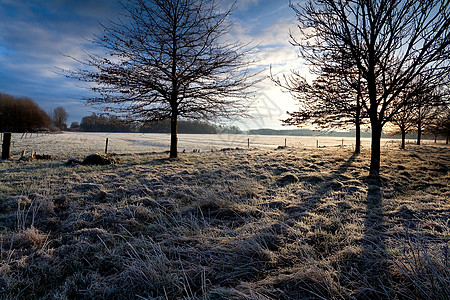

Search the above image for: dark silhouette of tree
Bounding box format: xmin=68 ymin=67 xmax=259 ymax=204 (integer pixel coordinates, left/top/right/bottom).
xmin=0 ymin=92 xmax=50 ymax=132
xmin=49 ymin=106 xmax=69 ymax=130
xmin=390 ymin=81 xmax=444 ymax=149
xmin=389 ymin=106 xmax=415 ymax=150
xmin=64 ymin=0 xmax=258 ymax=158
xmin=288 ymin=0 xmax=450 ymax=176
xmin=426 ymin=105 xmax=450 ymax=144
xmin=273 ymin=65 xmax=367 ymax=154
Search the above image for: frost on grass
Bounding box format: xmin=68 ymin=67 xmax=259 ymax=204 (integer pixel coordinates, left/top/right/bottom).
xmin=0 ymin=143 xmax=449 ymax=299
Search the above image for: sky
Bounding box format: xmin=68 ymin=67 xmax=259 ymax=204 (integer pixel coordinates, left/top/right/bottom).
xmin=0 ymin=0 xmax=308 ymax=130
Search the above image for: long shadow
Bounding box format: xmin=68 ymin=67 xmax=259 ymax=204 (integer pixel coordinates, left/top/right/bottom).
xmin=328 ymin=174 xmax=390 ymax=298
xmin=284 ymin=152 xmax=359 ymax=219
xmin=276 ymin=151 xmax=391 ymax=298
xmin=360 ymin=177 xmax=389 ymax=298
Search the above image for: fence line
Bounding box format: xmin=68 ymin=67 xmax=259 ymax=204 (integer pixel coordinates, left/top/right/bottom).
xmin=4 ymin=132 xmax=447 ymax=158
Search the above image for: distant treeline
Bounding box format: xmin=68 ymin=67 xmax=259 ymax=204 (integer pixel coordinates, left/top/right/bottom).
xmin=248 ymin=128 xmax=370 ymax=137
xmin=77 ymin=113 xmax=242 ymax=134
xmin=0 ymin=92 xmax=51 ymax=132
xmin=247 ymin=128 xmax=421 ymax=139
xmin=78 ymin=114 xmax=134 ymax=132
xmin=79 ymin=115 xmax=411 ymax=138
xmin=141 ymin=119 xmax=220 ymax=134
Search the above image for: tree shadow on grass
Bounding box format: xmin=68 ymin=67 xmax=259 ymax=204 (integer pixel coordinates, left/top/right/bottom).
xmin=340 ymin=177 xmax=390 ymax=299
xmin=284 ymin=152 xmax=359 ymax=219
xmin=363 ymin=178 xmax=389 ymax=291
xmin=276 ymin=151 xmax=392 ymax=298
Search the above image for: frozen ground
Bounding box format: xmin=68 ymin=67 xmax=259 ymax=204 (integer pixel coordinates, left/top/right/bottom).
xmin=0 ymin=134 xmax=448 ymax=299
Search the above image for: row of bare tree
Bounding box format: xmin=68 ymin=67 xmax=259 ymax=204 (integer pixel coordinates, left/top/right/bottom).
xmin=63 ymin=0 xmax=449 ymax=177
xmin=273 ymin=0 xmax=450 ymax=176
xmin=275 ymin=62 xmax=449 ymax=150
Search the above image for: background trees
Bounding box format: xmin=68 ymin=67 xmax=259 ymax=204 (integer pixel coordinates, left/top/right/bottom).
xmin=78 ymin=113 xmax=224 ymax=133
xmin=70 ymin=122 xmax=80 ymax=131
xmin=65 ymin=0 xmax=258 ymax=158
xmin=0 ymin=92 xmax=50 ymax=132
xmin=286 ymin=0 xmax=450 ymax=176
xmin=426 ymin=106 xmax=450 ymax=144
xmin=388 ymin=81 xmax=444 ymax=149
xmin=49 ymin=106 xmax=69 ymax=130
xmin=140 ymin=120 xmax=218 ymax=134
xmin=80 ymin=114 xmax=134 ymax=132
xmin=389 ymin=106 xmax=416 ymax=150
xmin=274 ymin=65 xmax=367 ymax=154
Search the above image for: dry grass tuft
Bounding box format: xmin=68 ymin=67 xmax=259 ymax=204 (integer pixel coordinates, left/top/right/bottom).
xmin=11 ymin=227 xmax=49 ymax=250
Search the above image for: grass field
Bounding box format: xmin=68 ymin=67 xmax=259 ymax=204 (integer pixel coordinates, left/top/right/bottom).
xmin=4 ymin=132 xmax=394 ymax=157
xmin=0 ymin=135 xmax=448 ymax=299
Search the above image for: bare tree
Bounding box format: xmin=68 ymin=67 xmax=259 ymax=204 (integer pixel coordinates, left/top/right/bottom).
xmin=414 ymin=99 xmax=444 ymax=146
xmin=50 ymin=106 xmax=69 ymax=130
xmin=273 ymin=63 xmax=367 ymax=154
xmin=64 ymin=0 xmax=258 ymax=158
xmin=289 ymin=0 xmax=450 ymax=176
xmin=389 ymin=106 xmax=415 ymax=150
xmin=389 ymin=81 xmax=442 ymax=149
xmin=427 ymin=106 xmax=450 ymax=144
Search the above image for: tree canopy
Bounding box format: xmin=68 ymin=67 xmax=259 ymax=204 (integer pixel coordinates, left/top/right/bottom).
xmin=65 ymin=0 xmax=258 ymax=158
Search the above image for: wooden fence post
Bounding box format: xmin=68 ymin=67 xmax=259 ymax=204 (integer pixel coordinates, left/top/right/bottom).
xmin=2 ymin=132 xmax=12 ymax=160
xmin=248 ymin=138 xmax=250 ymax=149
xmin=285 ymin=138 xmax=287 ymax=147
xmin=105 ymin=138 xmax=109 ymax=154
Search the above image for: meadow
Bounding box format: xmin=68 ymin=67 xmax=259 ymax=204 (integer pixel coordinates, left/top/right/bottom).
xmin=3 ymin=132 xmax=380 ymax=156
xmin=0 ymin=133 xmax=448 ymax=299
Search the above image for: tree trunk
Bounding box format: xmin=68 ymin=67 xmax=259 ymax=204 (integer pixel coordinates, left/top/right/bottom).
xmin=401 ymin=128 xmax=406 ymax=149
xmin=170 ymin=110 xmax=178 ymax=159
xmin=417 ymin=119 xmax=422 ymax=145
xmin=366 ymin=52 xmax=381 ymax=177
xmin=355 ymin=122 xmax=361 ymax=154
xmin=355 ymin=97 xmax=361 ymax=154
xmin=370 ymin=122 xmax=382 ymax=177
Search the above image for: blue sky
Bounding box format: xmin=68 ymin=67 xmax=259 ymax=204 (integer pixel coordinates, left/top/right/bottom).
xmin=0 ymin=0 xmax=306 ymax=129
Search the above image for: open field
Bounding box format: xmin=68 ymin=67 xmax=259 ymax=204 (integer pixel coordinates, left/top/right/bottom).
xmin=0 ymin=134 xmax=449 ymax=299
xmin=0 ymin=132 xmax=424 ymax=158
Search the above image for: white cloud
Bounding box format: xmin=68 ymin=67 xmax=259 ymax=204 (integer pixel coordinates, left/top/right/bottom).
xmin=233 ymin=0 xmax=260 ymax=11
